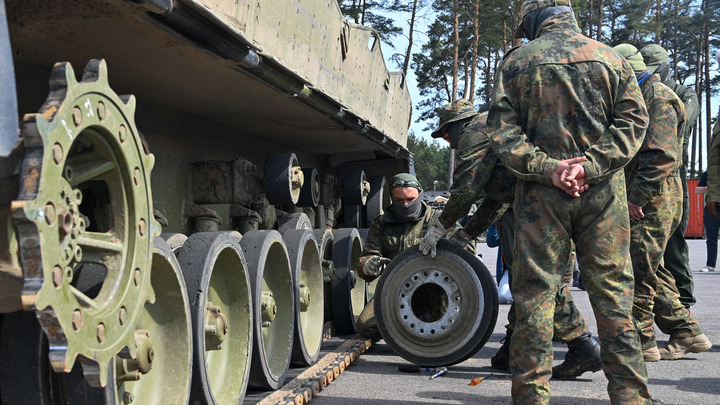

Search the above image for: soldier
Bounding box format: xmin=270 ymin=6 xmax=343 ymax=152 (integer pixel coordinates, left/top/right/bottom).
xmin=640 ymin=44 xmax=702 ymax=307
xmin=487 ymin=0 xmax=656 ymax=403
xmin=707 ymin=49 xmax=720 ymax=226
xmin=614 ymin=44 xmax=711 ymax=362
xmin=354 ymin=173 xmax=470 ymax=339
xmin=419 ymin=99 xmax=601 ymax=379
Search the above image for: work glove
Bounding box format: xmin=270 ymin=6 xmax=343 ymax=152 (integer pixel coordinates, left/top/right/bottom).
xmin=419 ymin=215 xmax=447 ymax=258
xmin=708 ymin=201 xmax=720 ymax=220
xmin=448 ymin=228 xmax=471 ymax=248
xmin=362 ymin=255 xmax=390 ymax=279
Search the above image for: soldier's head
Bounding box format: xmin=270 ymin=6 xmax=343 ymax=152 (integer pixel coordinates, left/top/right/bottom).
xmin=432 ymin=99 xmax=477 ymax=149
xmin=515 ymin=0 xmax=574 ymax=40
xmin=640 ymin=44 xmax=671 ymax=83
xmin=613 ymin=44 xmax=647 ymax=73
xmin=389 ymin=173 xmax=424 ymax=221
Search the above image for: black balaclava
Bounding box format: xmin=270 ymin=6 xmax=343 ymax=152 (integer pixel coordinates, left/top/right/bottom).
xmin=445 ymin=117 xmax=472 ymax=149
xmin=523 ymin=5 xmax=573 ymax=41
xmin=393 ymin=195 xmax=423 ymax=222
xmin=654 ymin=62 xmax=671 ymax=83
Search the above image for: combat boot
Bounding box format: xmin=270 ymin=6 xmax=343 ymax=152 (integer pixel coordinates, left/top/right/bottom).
xmin=659 ymin=333 xmax=712 ymax=360
xmin=490 ymin=331 xmax=511 ymax=372
xmin=552 ymin=331 xmax=602 ymax=380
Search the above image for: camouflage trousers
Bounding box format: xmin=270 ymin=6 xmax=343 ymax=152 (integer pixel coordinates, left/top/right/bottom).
xmin=497 ymin=208 xmax=589 ymax=341
xmin=630 ymin=174 xmax=704 ymax=349
xmin=356 ymin=297 xmax=381 ymax=340
xmin=510 ymin=174 xmax=651 ymax=405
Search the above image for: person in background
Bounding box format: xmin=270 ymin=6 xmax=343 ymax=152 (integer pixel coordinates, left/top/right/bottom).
xmin=695 ymin=171 xmax=719 ymax=272
xmin=705 ymin=50 xmax=720 ymax=243
xmin=641 ymin=44 xmax=701 ymax=308
xmin=614 ymin=43 xmax=710 ymax=362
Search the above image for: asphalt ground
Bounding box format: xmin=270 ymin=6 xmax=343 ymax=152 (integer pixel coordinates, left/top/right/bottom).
xmin=310 ymin=239 xmax=720 ymax=405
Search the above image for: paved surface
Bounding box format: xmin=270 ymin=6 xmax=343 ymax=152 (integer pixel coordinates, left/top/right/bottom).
xmin=311 ymin=239 xmax=720 ymax=404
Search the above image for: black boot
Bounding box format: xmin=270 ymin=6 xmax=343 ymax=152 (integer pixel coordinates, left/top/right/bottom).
xmin=552 ymin=331 xmax=602 ymax=379
xmin=491 ymin=331 xmax=511 ymax=372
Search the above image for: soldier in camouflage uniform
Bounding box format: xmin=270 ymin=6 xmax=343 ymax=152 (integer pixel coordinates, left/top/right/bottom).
xmin=708 ymin=51 xmax=720 ymax=219
xmin=614 ymin=44 xmax=711 ymax=363
xmin=419 ymin=99 xmax=601 ymax=379
xmin=487 ymin=1 xmax=656 ymax=403
xmin=641 ymin=44 xmax=701 ymax=307
xmin=354 ymin=173 xmax=441 ymax=340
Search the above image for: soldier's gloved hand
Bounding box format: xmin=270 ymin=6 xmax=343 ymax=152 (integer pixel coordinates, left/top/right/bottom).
xmin=448 ymin=228 xmax=471 ymax=247
xmin=419 ymin=216 xmax=447 ymax=258
xmin=707 ymin=201 xmax=720 ymax=220
xmin=363 ymin=256 xmax=391 ymax=278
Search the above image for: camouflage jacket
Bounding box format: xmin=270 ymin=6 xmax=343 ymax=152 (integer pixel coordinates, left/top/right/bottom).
xmin=666 ymin=80 xmax=700 ymax=167
xmin=707 ymin=117 xmax=720 ymax=202
xmin=439 ymin=111 xmax=516 ymax=233
xmin=440 ymin=111 xmax=491 ymax=229
xmin=356 ymin=201 xmax=437 ymax=280
xmin=487 ymin=13 xmax=648 ymax=185
xmin=624 ymin=74 xmax=685 ymax=207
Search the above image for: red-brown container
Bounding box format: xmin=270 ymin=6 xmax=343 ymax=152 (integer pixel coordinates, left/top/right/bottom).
xmin=687 ymin=178 xmax=704 ymax=238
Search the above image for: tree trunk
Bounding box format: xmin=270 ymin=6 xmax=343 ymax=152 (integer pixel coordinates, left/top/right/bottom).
xmin=469 ymin=0 xmax=480 ymax=103
xmin=452 ymin=0 xmax=460 ymax=100
xmin=401 ymin=0 xmax=419 ymax=79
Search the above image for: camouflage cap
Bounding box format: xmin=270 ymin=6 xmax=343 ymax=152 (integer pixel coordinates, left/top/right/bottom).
xmin=389 ymin=173 xmax=423 ymax=192
xmin=640 ymin=44 xmax=669 ymax=74
xmin=613 ymin=44 xmax=646 ymax=72
xmin=514 ymin=0 xmax=572 ymax=38
xmin=431 ymin=99 xmax=477 ymax=138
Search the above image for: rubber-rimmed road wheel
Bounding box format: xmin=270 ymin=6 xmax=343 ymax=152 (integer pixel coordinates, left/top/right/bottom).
xmin=375 ymin=240 xmax=498 ymax=366
xmin=240 ymin=230 xmax=294 ymax=390
xmin=313 ymin=229 xmax=334 ymax=323
xmin=115 ymin=237 xmax=192 ymax=404
xmin=284 ymin=229 xmax=324 ymax=366
xmin=365 ymin=175 xmax=388 ymax=222
xmin=176 ymin=232 xmax=253 ymax=405
xmin=265 ymin=153 xmax=302 ymax=205
xmin=331 ymin=228 xmax=365 ymax=334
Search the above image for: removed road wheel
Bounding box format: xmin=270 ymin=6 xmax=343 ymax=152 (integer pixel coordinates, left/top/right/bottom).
xmin=375 ymin=240 xmax=498 ymax=367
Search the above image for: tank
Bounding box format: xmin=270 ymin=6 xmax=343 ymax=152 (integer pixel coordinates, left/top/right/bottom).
xmin=0 ymin=0 xmax=410 ymax=403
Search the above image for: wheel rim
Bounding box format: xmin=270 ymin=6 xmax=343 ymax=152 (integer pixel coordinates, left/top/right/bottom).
xmin=11 ymin=60 xmax=155 ymax=387
xmin=240 ymin=230 xmax=294 ymax=390
xmin=176 ymin=232 xmax=252 ymax=405
xmin=375 ymin=240 xmax=498 ymax=366
xmin=115 ymin=237 xmax=192 ymax=405
xmin=331 ymin=228 xmax=365 ymax=334
xmin=284 ymin=229 xmax=324 ymax=366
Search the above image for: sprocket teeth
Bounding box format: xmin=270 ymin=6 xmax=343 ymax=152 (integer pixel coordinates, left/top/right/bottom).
xmin=80 ymin=59 xmax=107 ymax=85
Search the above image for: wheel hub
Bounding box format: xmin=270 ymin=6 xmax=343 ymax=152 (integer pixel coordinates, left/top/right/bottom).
xmin=396 ymin=269 xmax=460 ymax=339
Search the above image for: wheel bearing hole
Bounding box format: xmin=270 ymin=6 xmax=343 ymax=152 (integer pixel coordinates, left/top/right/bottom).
xmin=411 ymin=283 xmax=448 ymax=323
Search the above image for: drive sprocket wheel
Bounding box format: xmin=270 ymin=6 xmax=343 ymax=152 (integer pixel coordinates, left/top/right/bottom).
xmin=11 ymin=59 xmax=156 ymax=388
